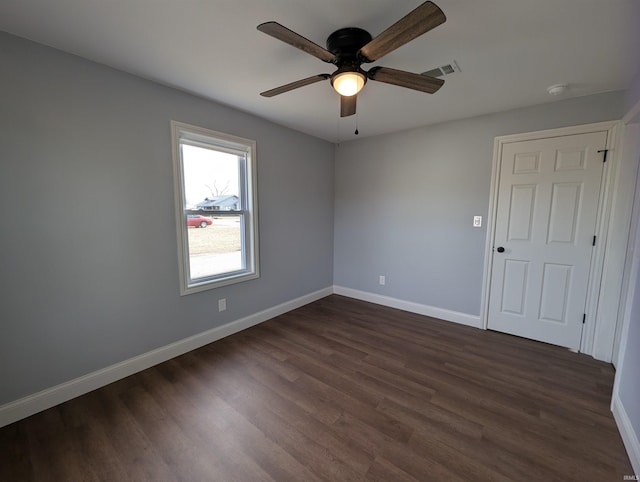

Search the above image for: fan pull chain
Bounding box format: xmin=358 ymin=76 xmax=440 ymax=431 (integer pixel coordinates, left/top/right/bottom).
xmin=355 ymin=113 xmax=359 ymax=136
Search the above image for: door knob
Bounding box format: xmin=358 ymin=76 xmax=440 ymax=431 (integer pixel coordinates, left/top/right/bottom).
xmin=496 ymin=246 xmax=505 ymax=253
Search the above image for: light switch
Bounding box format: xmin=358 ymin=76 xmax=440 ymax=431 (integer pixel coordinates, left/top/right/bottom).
xmin=473 ymin=215 xmax=482 ymax=227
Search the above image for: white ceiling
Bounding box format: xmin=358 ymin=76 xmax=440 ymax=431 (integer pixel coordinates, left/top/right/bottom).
xmin=0 ymin=0 xmax=637 ymax=142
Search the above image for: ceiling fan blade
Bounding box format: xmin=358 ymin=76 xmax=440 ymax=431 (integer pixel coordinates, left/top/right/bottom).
xmin=257 ymin=22 xmax=336 ymax=63
xmin=368 ymin=66 xmax=444 ymax=94
xmin=358 ymin=1 xmax=446 ymax=62
xmin=341 ymin=95 xmax=357 ymax=117
xmin=260 ymin=74 xmax=330 ymax=97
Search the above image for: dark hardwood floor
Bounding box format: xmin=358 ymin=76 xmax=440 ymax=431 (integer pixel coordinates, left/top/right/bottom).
xmin=0 ymin=295 xmax=633 ymax=481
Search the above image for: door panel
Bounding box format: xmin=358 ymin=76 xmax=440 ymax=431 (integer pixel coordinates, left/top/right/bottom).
xmin=488 ymin=131 xmax=607 ymax=349
xmin=507 ymin=185 xmax=536 ymax=241
xmin=549 ymin=183 xmax=581 ymax=244
xmin=501 ymin=260 xmax=528 ymax=315
xmin=538 ymin=263 xmax=572 ymax=323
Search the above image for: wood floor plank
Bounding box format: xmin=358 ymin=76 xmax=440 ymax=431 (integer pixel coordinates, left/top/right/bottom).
xmin=56 ymin=395 xmax=132 ymax=481
xmin=149 ymin=359 xmax=320 ymax=482
xmin=0 ymin=421 xmax=34 ymax=481
xmin=0 ymin=295 xmax=633 ymax=481
xmin=27 ymin=406 xmax=117 ymax=481
xmin=377 ymin=396 xmax=559 ymax=482
xmin=83 ymin=385 xmax=179 ymax=481
xmin=365 ymin=456 xmax=420 ymax=482
xmin=210 ymin=351 xmax=375 ymax=475
xmin=181 ymin=345 xmax=371 ymax=479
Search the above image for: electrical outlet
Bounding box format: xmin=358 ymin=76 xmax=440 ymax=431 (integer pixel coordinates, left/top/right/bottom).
xmin=218 ymin=298 xmax=226 ymax=312
xmin=379 ymin=275 xmax=386 ymax=286
xmin=473 ymin=215 xmax=482 ymax=227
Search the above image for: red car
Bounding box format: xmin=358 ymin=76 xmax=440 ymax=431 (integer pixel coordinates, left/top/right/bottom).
xmin=187 ymin=214 xmax=213 ymax=228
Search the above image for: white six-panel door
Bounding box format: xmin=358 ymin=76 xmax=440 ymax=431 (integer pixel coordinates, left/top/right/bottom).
xmin=488 ymin=131 xmax=607 ymax=350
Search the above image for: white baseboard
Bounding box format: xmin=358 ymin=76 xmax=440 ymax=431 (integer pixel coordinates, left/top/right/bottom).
xmin=0 ymin=287 xmax=333 ymax=428
xmin=333 ymin=286 xmax=482 ymax=329
xmin=612 ymin=394 xmax=640 ymax=476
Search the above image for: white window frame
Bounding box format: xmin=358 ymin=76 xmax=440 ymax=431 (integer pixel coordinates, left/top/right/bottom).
xmin=171 ymin=121 xmax=259 ymax=295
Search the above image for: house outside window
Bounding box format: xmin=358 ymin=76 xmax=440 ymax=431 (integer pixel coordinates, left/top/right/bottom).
xmin=196 ymin=195 xmax=240 ymax=211
xmin=171 ymin=121 xmax=259 ymax=295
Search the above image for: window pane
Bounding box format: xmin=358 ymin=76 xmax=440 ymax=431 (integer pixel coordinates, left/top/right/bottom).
xmin=181 ymin=144 xmax=241 ymax=211
xmin=187 ymin=215 xmax=242 ymax=278
xmin=181 ymin=145 xmax=242 ymax=280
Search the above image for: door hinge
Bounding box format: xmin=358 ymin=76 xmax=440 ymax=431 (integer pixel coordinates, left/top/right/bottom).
xmin=597 ymin=149 xmax=609 ymax=163
xmin=583 ymin=313 xmax=586 ymax=324
xmin=592 ymin=235 xmax=596 ymax=246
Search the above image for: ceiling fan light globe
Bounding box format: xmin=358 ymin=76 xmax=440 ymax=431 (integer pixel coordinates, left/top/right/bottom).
xmin=332 ymin=71 xmax=366 ymax=96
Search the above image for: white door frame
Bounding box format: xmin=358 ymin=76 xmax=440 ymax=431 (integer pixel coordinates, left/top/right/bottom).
xmin=480 ymin=120 xmax=632 ymax=361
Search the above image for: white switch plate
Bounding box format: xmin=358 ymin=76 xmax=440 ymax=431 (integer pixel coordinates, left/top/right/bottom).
xmin=218 ymin=298 xmax=226 ymax=312
xmin=379 ymin=275 xmax=386 ymax=285
xmin=473 ymin=215 xmax=482 ymax=227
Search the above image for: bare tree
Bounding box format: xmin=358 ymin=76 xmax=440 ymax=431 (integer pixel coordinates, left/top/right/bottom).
xmin=214 ymin=180 xmax=230 ymax=195
xmin=204 ymin=180 xmax=230 ymax=197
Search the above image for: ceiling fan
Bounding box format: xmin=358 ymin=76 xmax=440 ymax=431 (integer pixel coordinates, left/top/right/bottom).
xmin=257 ymin=1 xmax=446 ymax=118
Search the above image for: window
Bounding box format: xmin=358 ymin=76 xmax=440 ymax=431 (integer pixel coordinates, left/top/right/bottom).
xmin=171 ymin=121 xmax=259 ymax=295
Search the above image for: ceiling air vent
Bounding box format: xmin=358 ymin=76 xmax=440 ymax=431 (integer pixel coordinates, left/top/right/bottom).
xmin=421 ymin=61 xmax=461 ymax=78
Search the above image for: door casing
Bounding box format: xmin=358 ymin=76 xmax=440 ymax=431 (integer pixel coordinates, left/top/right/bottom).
xmin=481 ymin=121 xmax=630 ymax=361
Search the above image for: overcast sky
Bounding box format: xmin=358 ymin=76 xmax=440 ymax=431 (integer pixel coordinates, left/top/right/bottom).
xmin=182 ymin=144 xmax=240 ymax=207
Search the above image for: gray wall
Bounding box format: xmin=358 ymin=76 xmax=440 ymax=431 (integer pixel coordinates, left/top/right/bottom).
xmin=618 ymin=72 xmax=640 ymax=473
xmin=0 ymin=32 xmax=334 ymax=405
xmin=624 ymin=1 xmax=640 ymax=114
xmin=334 ymin=92 xmax=624 ymax=316
xmin=619 ymin=250 xmax=640 ymax=469
xmin=625 ymin=68 xmax=640 ymax=115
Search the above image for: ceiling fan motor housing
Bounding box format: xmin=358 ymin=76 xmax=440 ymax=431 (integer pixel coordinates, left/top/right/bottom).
xmin=326 ymin=28 xmax=372 ymax=91
xmin=326 ymin=27 xmax=372 ymax=63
